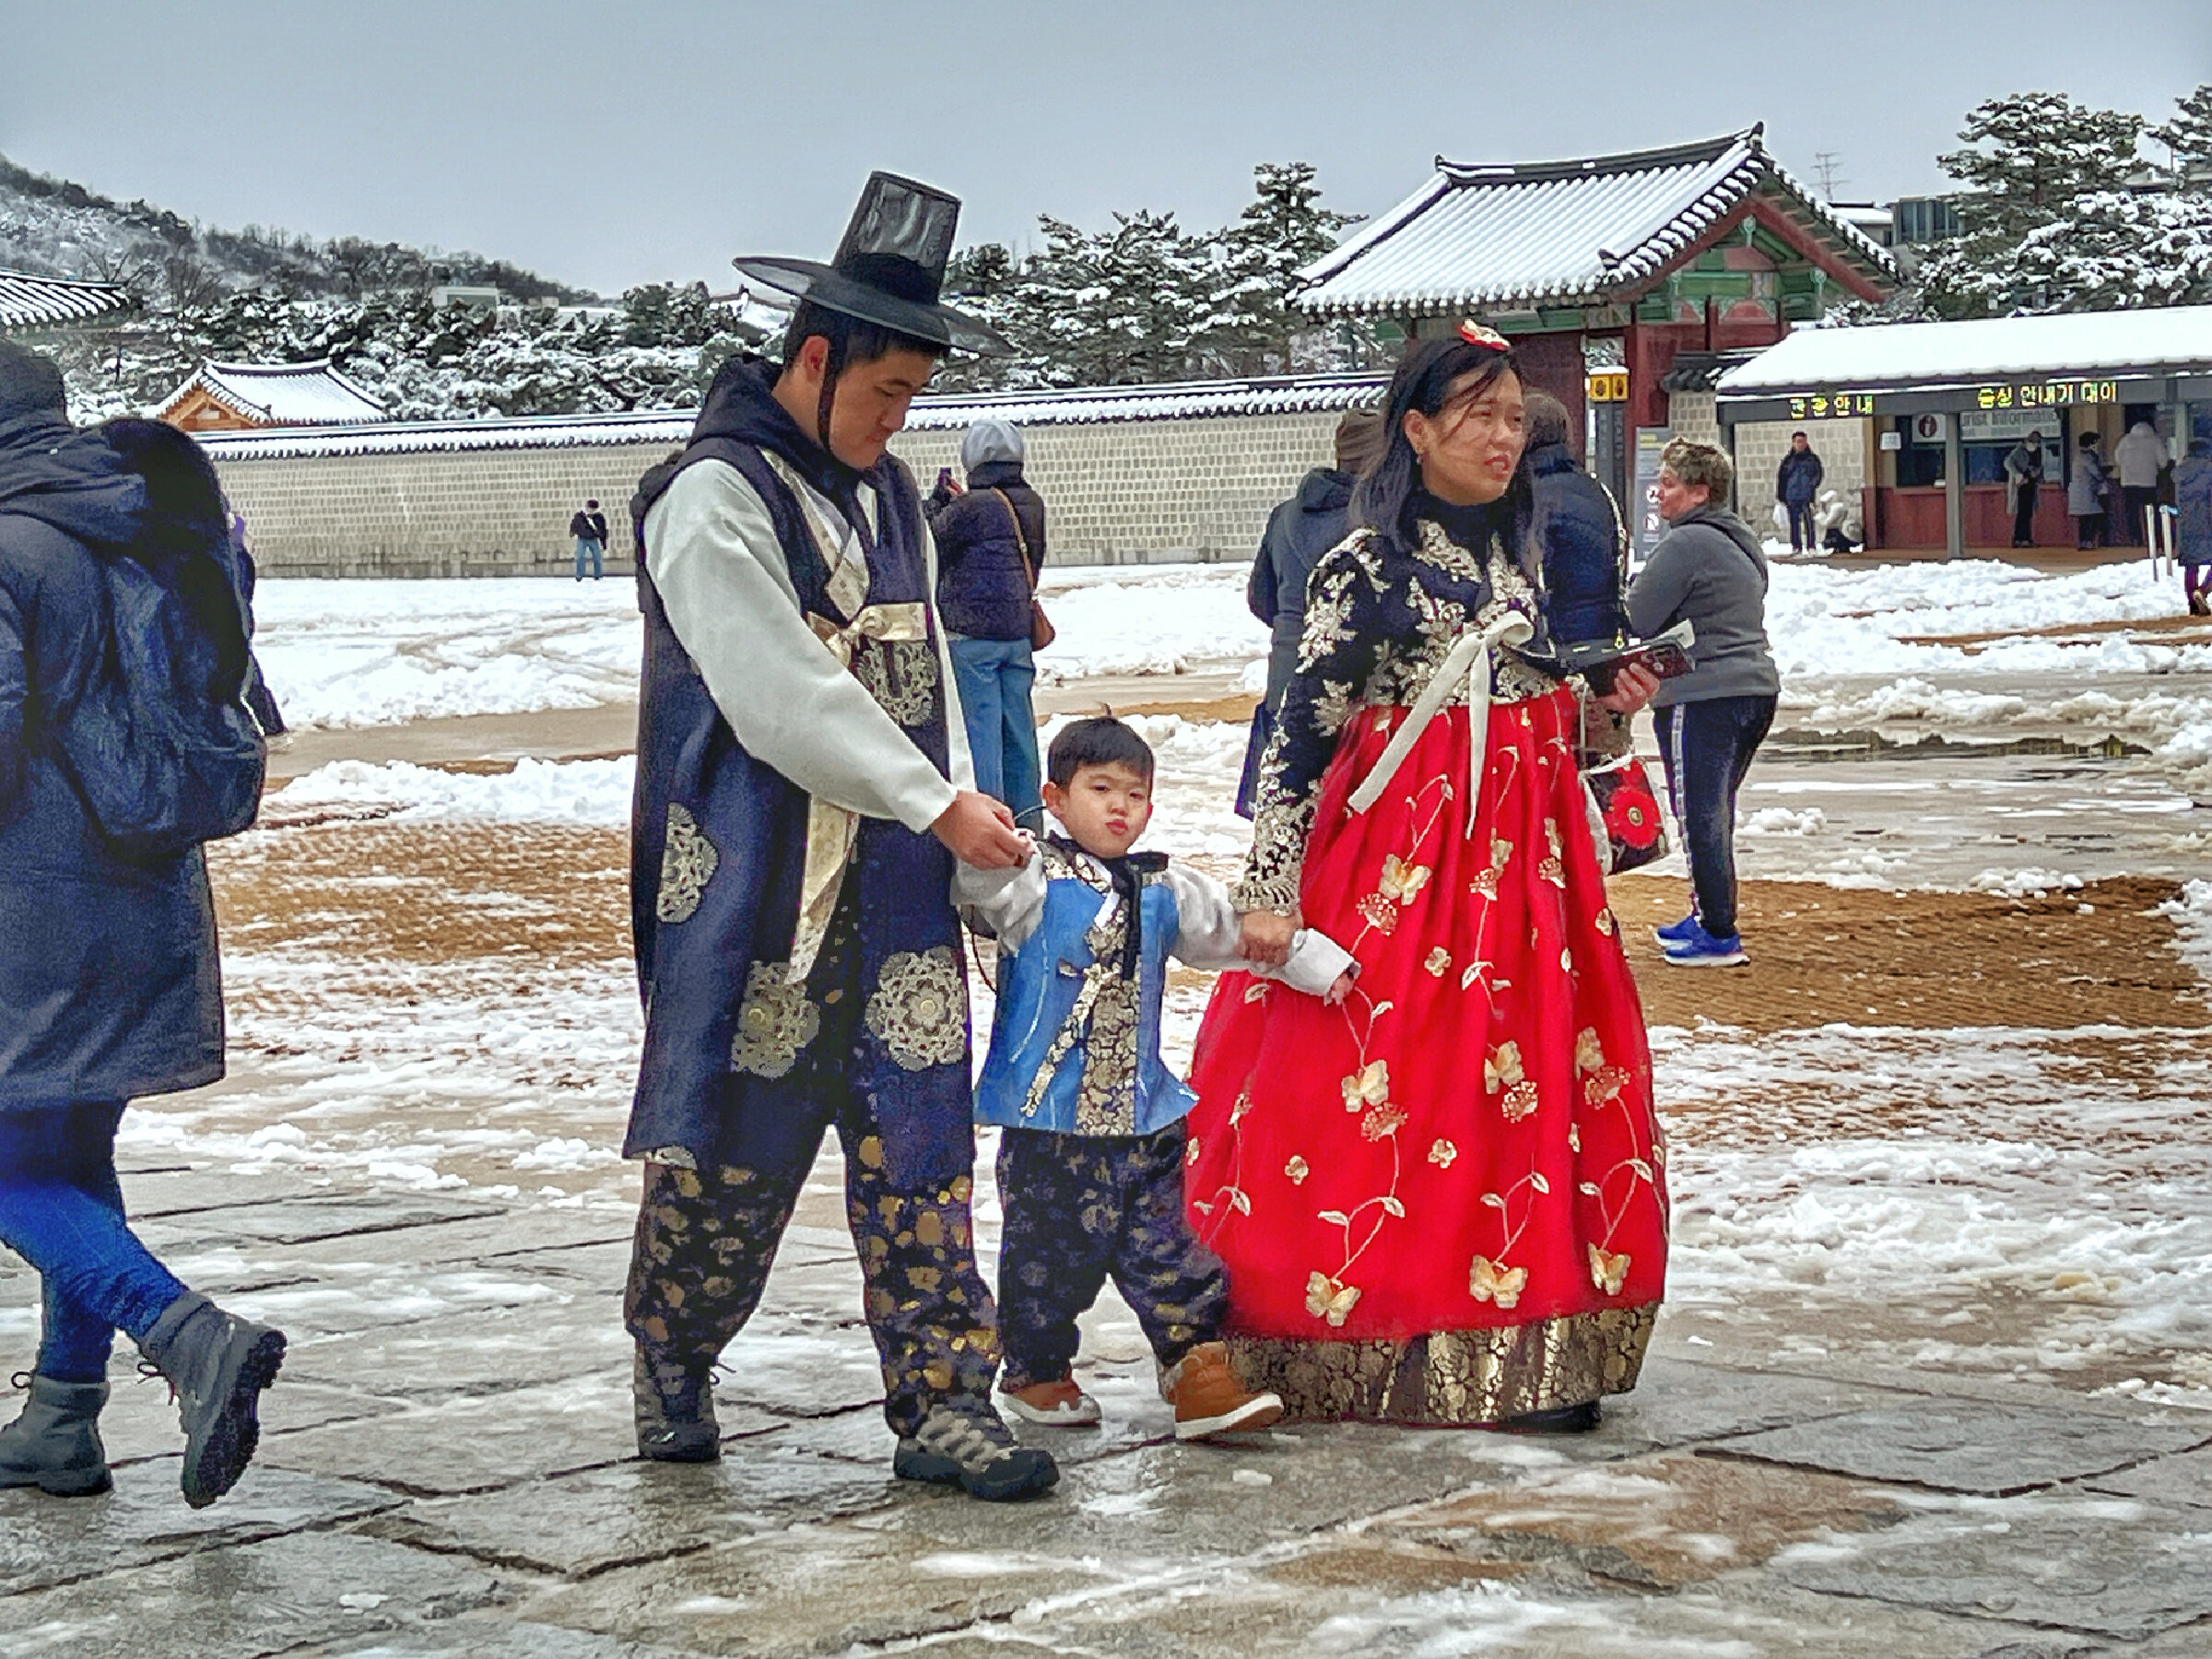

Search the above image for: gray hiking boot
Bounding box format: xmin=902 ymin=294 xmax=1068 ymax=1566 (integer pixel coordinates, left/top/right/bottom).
xmin=137 ymin=1292 xmax=286 ymax=1510
xmin=893 ymin=1405 xmax=1058 ymax=1502
xmin=0 ymin=1374 xmax=112 ymax=1498
xmin=634 ymin=1347 xmax=719 ymax=1463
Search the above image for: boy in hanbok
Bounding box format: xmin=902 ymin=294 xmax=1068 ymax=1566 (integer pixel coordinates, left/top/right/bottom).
xmin=958 ymin=718 xmax=1352 ymax=1440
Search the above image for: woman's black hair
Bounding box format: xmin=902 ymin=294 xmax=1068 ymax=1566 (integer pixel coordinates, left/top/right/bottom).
xmin=1046 ymin=716 xmax=1155 ymax=788
xmin=2078 ymin=430 xmax=2100 ymax=450
xmin=1351 ymin=335 xmax=1536 ymax=578
xmin=780 ymin=300 xmax=946 ymax=456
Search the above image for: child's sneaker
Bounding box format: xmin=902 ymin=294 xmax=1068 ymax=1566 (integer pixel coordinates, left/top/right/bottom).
xmin=1662 ymin=922 xmax=1747 ymax=967
xmin=1161 ymin=1343 xmax=1283 ymax=1441
xmin=1653 ymin=913 xmax=1698 ymax=947
xmin=999 ymin=1376 xmax=1101 ymax=1427
xmin=893 ymin=1404 xmax=1059 ymax=1501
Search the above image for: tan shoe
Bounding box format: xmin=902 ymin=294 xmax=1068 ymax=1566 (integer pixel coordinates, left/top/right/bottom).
xmin=1161 ymin=1343 xmax=1283 ymax=1441
xmin=999 ymin=1376 xmax=1101 ymax=1427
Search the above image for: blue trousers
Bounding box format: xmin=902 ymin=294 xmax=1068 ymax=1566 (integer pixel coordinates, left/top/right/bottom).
xmin=0 ymin=1105 xmax=185 ymax=1382
xmin=574 ymin=536 xmax=605 ymax=580
xmin=948 ymin=636 xmax=1043 ymax=830
xmin=1784 ymin=500 xmax=1817 ymax=553
xmin=1655 ymin=696 xmax=1777 ymax=939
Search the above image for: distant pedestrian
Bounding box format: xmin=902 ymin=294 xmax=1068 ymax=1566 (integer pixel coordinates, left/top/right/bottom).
xmin=2177 ymin=439 xmax=2212 ymax=616
xmin=570 ymin=499 xmax=608 ymax=580
xmin=2115 ymin=419 xmax=2166 ymax=547
xmin=0 ymin=341 xmax=286 ymax=1510
xmin=1626 ymin=438 xmax=1780 ymax=969
xmin=1774 ymin=430 xmax=1823 ymax=555
xmin=1524 ymin=391 xmax=1629 ymax=644
xmin=2069 ymin=433 xmax=2110 ymax=551
xmin=1235 ymin=407 xmax=1384 ymax=815
xmin=2005 ymin=430 xmax=2047 ymax=548
xmin=925 ymin=418 xmax=1048 ymax=830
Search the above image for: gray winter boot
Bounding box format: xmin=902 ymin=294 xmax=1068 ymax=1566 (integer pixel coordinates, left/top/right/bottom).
xmin=137 ymin=1292 xmax=286 ymax=1510
xmin=0 ymin=1375 xmax=112 ymax=1497
xmin=633 ymin=1347 xmax=719 ymax=1463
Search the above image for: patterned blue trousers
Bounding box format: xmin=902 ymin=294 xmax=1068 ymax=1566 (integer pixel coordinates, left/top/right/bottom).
xmin=994 ymin=1124 xmax=1230 ymax=1389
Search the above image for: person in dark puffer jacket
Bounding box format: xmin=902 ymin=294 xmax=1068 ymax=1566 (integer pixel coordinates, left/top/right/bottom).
xmin=0 ymin=342 xmax=285 ymax=1511
xmin=1235 ymin=408 xmax=1385 ymax=815
xmin=1524 ymin=391 xmax=1629 ymax=647
xmin=926 ymin=418 xmax=1047 ymax=829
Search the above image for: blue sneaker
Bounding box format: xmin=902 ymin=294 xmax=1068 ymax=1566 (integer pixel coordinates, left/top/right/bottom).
xmin=1662 ymin=922 xmax=1746 ymax=967
xmin=1653 ymin=913 xmax=1699 ymax=947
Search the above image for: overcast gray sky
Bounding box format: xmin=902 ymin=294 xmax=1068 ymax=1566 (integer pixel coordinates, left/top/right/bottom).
xmin=5 ymin=0 xmax=2207 ymax=298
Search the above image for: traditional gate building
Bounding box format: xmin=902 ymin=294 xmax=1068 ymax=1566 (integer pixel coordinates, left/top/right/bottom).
xmin=1294 ymin=126 xmax=1895 ymax=543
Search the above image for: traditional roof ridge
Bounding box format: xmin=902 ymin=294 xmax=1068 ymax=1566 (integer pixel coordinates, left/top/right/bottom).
xmin=194 ymin=371 xmax=1391 ymax=463
xmin=158 ymin=358 xmax=388 ymax=426
xmin=1436 ymin=125 xmax=1759 ymax=188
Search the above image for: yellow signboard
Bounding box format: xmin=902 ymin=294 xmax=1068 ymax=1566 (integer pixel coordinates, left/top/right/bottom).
xmin=1787 ymin=392 xmax=1878 ymax=419
xmin=1979 ymin=380 xmax=2119 ymax=408
xmin=1585 ymin=370 xmax=1630 ymax=403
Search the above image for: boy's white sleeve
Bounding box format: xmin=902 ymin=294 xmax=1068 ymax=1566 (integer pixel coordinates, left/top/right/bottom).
xmin=951 ymin=843 xmax=1049 ymax=952
xmin=1165 ymin=864 xmax=1352 ymax=995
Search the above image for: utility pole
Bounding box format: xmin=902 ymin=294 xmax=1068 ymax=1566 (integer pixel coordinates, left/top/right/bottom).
xmin=1813 ymin=152 xmax=1847 ymax=201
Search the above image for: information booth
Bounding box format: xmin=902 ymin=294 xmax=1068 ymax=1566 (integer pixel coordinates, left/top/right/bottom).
xmin=1714 ymin=308 xmax=2212 ymax=556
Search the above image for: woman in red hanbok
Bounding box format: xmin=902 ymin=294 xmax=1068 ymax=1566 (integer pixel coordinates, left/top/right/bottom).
xmin=1187 ymin=326 xmax=1667 ymax=1430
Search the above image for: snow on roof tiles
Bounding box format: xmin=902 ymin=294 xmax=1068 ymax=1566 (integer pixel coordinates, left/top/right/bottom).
xmin=1298 ymin=128 xmax=1895 ymax=319
xmin=0 ymin=269 xmax=133 ymax=332
xmin=1716 ymin=306 xmax=2212 ymax=395
xmin=158 ymin=359 xmax=389 ymax=426
xmin=195 ymin=371 xmax=1389 ymax=462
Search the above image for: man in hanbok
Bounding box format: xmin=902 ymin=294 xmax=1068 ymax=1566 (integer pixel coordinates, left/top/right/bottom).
xmin=621 ymin=172 xmax=1056 ymax=1502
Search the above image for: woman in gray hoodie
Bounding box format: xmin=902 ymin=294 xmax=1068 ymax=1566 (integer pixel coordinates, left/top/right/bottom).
xmin=1625 ymin=439 xmax=1780 ymax=967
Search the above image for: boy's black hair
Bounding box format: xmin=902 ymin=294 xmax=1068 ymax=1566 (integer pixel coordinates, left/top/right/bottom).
xmin=778 ymin=299 xmax=946 ymax=457
xmin=1047 ymin=715 xmax=1154 ymax=788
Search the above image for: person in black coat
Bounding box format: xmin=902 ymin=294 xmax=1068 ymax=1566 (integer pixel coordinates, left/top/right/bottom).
xmin=1236 ymin=409 xmax=1385 ymax=815
xmin=0 ymin=341 xmax=286 ymax=1510
xmin=1524 ymin=391 xmax=1629 ymax=646
xmin=1775 ymin=432 xmax=1824 ymax=554
xmin=925 ymin=418 xmax=1048 ymax=830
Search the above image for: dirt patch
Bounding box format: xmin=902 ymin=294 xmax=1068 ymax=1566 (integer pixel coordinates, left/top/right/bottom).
xmin=1611 ymin=874 xmax=2206 ymax=1035
xmin=1897 ymin=611 xmax=2212 ymax=652
xmin=1047 ymin=692 xmax=1260 ymax=725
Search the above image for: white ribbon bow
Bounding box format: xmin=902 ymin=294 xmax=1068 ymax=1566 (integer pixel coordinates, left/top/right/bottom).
xmin=1347 ymin=611 xmax=1535 ymax=833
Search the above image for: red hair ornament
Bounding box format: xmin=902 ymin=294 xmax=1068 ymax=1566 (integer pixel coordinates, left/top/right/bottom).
xmin=1457 ymin=320 xmax=1510 ymax=351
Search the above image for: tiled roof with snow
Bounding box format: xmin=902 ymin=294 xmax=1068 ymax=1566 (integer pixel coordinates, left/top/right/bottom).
xmin=195 ymin=372 xmax=1389 ymax=462
xmin=0 ymin=269 xmax=133 ymax=332
xmin=1715 ymin=307 xmax=2212 ymax=395
xmin=158 ymin=359 xmax=389 ymax=426
xmin=1298 ymin=127 xmax=1896 ymax=320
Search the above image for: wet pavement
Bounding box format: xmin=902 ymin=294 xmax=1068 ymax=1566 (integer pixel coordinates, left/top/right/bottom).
xmin=4 ymin=1152 xmax=2209 ymax=1658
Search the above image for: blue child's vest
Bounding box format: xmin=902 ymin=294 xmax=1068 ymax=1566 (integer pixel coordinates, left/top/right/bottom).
xmin=974 ymin=842 xmax=1191 ymax=1137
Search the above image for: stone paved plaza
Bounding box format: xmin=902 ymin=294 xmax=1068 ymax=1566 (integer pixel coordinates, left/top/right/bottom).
xmin=5 ymin=1145 xmax=2210 ymax=1658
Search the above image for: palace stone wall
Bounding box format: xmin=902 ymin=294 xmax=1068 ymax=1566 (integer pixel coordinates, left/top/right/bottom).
xmin=209 ymin=404 xmax=1357 ymax=579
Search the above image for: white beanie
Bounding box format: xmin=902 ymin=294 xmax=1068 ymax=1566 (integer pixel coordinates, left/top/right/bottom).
xmin=960 ymin=418 xmax=1024 ymax=472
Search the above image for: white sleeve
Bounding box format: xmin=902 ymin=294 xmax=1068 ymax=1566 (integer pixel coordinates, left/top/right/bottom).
xmin=950 ymin=843 xmax=1049 ymax=951
xmin=1164 ymin=864 xmax=1352 ymax=995
xmin=646 ymin=461 xmax=958 ymax=833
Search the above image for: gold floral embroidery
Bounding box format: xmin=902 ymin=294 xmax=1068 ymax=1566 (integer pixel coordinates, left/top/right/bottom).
xmin=1588 ymin=1242 xmax=1631 ymax=1296
xmin=1595 ymin=907 xmax=1617 ymax=935
xmin=1484 ymin=1041 xmax=1524 ymax=1093
xmin=1380 ymin=853 xmax=1431 ymax=904
xmin=1310 ymin=677 xmax=1356 ymax=735
xmin=656 ymin=803 xmax=718 ymax=924
xmin=1305 ymin=1271 xmax=1360 ymax=1327
xmin=850 ymin=638 xmax=938 ymax=727
xmin=1574 ymin=1029 xmax=1605 ymax=1074
xmin=1427 ymin=1138 xmax=1458 ymax=1170
xmin=1356 ymin=893 xmax=1400 ymax=935
xmin=1538 ymin=818 xmax=1566 ymax=887
xmin=1185 ymin=1135 xmax=1202 ymax=1165
xmin=1341 ymin=1060 xmax=1390 ymax=1112
xmin=1359 ymin=1103 xmax=1407 ymax=1141
xmin=1501 ymin=1083 xmax=1540 ymax=1123
xmin=1285 ymin=1155 xmax=1311 ymax=1184
xmin=1424 ymin=947 xmax=1452 ymax=978
xmin=1469 ymin=1254 xmax=1528 ymax=1310
xmin=729 ymin=960 xmax=820 ymax=1078
xmin=1584 ymin=1064 xmax=1632 ymax=1107
xmin=865 ymin=947 xmax=967 ymax=1072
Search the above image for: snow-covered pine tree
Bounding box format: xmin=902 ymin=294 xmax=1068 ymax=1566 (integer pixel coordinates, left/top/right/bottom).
xmin=1209 ymin=162 xmax=1354 ymax=376
xmin=2152 ymin=83 xmax=2212 ymax=190
xmin=2007 ymin=189 xmax=2212 ymax=312
xmin=1922 ymin=91 xmax=2144 ymax=316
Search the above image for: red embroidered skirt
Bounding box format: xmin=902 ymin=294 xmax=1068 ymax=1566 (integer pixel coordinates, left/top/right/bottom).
xmin=1186 ymin=688 xmax=1666 ymax=1422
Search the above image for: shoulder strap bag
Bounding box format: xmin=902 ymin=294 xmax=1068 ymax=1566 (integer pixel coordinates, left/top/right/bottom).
xmin=992 ymin=488 xmax=1054 ymax=653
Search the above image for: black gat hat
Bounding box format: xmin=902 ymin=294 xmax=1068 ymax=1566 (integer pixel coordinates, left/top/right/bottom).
xmin=735 ymin=171 xmax=1011 ymax=359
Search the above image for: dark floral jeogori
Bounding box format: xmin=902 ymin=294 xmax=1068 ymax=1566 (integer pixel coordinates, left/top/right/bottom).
xmin=1235 ymin=517 xmax=1559 ymax=914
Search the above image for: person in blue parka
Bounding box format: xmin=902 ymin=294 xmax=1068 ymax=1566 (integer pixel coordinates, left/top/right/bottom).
xmin=0 ymin=341 xmax=286 ymax=1511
